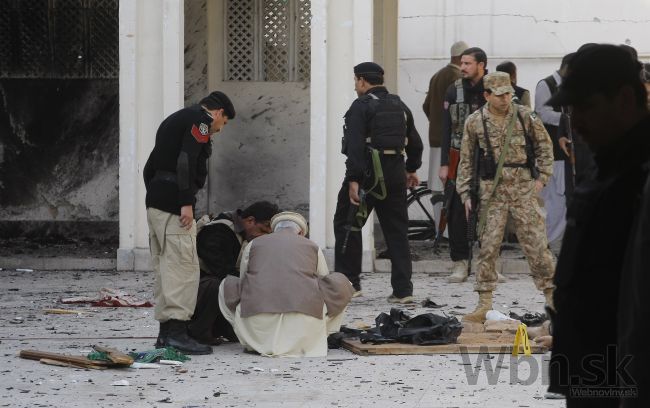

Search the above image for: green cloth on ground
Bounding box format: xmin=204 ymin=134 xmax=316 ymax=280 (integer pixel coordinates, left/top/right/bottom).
xmin=86 ymin=351 xmax=111 ymax=362
xmin=128 ymin=348 xmax=191 ymax=363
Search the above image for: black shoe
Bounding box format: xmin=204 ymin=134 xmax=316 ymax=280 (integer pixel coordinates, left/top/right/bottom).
xmin=188 ymin=331 xmax=223 ymax=346
xmin=159 ymin=320 xmax=213 ymax=355
xmin=154 ymin=321 xmax=168 ymax=349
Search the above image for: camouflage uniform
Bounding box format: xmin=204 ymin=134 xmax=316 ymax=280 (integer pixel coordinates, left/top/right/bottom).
xmin=456 ymin=73 xmax=555 ymax=293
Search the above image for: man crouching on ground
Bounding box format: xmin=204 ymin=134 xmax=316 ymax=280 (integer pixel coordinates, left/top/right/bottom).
xmin=188 ymin=201 xmax=279 ymax=345
xmin=219 ymin=212 xmax=355 ymax=357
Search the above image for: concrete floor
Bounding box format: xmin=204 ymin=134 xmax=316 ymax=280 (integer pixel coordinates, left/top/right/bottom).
xmin=0 ymin=268 xmax=564 ymax=408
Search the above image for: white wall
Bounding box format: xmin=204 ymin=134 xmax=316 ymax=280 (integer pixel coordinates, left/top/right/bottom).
xmin=398 ymin=0 xmax=650 ymax=178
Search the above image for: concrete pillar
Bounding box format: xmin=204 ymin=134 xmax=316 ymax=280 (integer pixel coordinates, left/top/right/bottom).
xmin=117 ymin=0 xmax=185 ymax=270
xmin=309 ymin=0 xmax=375 ymax=271
xmin=373 ymin=0 xmax=398 ymax=92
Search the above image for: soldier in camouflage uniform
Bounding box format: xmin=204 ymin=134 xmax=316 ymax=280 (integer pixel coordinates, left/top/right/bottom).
xmin=456 ymin=72 xmax=556 ymax=323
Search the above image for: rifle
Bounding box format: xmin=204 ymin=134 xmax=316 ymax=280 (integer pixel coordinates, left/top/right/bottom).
xmin=562 ymin=109 xmax=577 ymax=187
xmin=466 ymin=141 xmax=481 ymax=276
xmin=519 ymin=111 xmax=540 ymax=180
xmin=432 ymin=179 xmax=455 ymax=253
xmin=341 ymin=189 xmax=366 ymax=254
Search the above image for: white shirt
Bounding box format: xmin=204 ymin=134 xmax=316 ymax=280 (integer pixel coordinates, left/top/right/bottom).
xmin=534 ymin=71 xmax=562 ymax=127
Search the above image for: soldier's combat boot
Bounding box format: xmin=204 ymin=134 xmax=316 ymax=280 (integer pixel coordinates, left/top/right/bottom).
xmin=447 ymin=260 xmax=468 ymax=283
xmin=462 ymin=291 xmax=493 ymax=323
xmin=543 ymin=288 xmax=555 ymax=312
xmin=159 ymin=320 xmax=213 ymax=355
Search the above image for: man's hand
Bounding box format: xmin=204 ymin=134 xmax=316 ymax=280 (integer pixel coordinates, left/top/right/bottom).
xmin=406 ymin=172 xmax=419 ymax=189
xmin=464 ymin=199 xmax=472 ymax=221
xmin=180 ymin=205 xmax=194 ymax=230
xmin=439 ymin=165 xmax=449 ymax=184
xmin=348 ymin=181 xmax=360 ymax=205
xmin=535 ymin=180 xmax=544 ymax=194
xmin=558 ymin=136 xmax=572 ymax=158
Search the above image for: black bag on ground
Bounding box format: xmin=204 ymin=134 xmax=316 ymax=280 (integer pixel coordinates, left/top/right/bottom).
xmin=365 ymin=308 xmax=463 ymax=345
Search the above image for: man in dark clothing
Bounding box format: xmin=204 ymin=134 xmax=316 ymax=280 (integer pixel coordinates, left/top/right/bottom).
xmin=143 ymin=91 xmax=235 ymax=355
xmin=439 ymin=47 xmax=488 ymax=283
xmin=547 ymin=44 xmax=650 ymax=407
xmin=495 ymin=61 xmax=531 ymax=107
xmin=422 ymin=40 xmax=468 ymax=191
xmin=333 ymin=61 xmax=423 ymax=303
xmin=188 ymin=201 xmax=279 ymax=344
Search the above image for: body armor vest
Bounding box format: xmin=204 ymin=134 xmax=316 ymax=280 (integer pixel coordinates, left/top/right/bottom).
xmin=366 ymin=93 xmax=407 ymax=150
xmin=449 ymin=79 xmax=470 ymax=150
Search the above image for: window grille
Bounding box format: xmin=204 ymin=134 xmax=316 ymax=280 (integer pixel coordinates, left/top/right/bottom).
xmin=225 ymin=0 xmax=311 ymax=82
xmin=0 ymin=0 xmax=118 ymax=79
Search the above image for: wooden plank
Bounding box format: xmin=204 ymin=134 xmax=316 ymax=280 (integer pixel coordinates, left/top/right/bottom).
xmin=39 ymin=358 xmax=106 ymax=370
xmin=43 ymin=308 xmax=94 ymax=315
xmin=341 ymin=332 xmax=547 ymax=355
xmin=92 ymin=345 xmax=134 ymax=366
xmin=19 ymin=350 xmax=108 ymax=367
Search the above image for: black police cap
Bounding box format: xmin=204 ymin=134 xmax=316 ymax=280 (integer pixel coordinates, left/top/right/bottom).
xmin=353 ymin=62 xmax=384 ymax=76
xmin=202 ymin=91 xmax=236 ymax=119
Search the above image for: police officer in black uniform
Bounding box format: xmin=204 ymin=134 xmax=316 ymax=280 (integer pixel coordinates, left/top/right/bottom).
xmin=333 ymin=62 xmax=423 ymax=303
xmin=143 ymin=91 xmax=235 ymax=355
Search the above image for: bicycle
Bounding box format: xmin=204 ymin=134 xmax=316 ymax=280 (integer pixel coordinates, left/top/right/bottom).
xmin=406 ymin=182 xmax=445 ymax=241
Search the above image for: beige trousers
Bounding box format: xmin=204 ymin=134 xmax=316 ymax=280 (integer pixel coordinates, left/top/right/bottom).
xmin=147 ymin=207 xmax=199 ymax=322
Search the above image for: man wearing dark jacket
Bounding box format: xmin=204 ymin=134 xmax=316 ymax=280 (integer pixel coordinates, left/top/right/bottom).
xmin=143 ymin=91 xmax=235 ymax=355
xmin=548 ymin=44 xmax=650 ymax=407
xmin=188 ymin=201 xmax=279 ymax=344
xmin=439 ymin=47 xmax=488 ymax=283
xmin=422 ymin=41 xmax=468 ymax=191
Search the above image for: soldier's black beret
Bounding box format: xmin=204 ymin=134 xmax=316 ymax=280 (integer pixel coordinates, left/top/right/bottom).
xmin=354 ymin=62 xmax=384 ymax=76
xmin=201 ymin=91 xmax=236 ymax=119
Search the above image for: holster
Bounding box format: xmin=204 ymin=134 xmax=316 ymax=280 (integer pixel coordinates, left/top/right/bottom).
xmin=478 ymin=149 xmax=497 ymax=180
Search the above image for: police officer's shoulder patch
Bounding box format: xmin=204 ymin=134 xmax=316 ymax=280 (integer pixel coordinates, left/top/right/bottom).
xmin=191 ymin=123 xmax=210 ymax=143
xmin=199 ymin=123 xmax=209 ymax=135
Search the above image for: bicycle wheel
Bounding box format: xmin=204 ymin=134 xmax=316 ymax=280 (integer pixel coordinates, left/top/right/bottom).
xmin=406 ymin=187 xmax=445 ymax=241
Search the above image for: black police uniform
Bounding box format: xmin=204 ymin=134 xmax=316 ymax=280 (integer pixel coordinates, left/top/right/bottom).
xmin=188 ymin=212 xmax=242 ymax=343
xmin=440 ymin=78 xmax=486 ymax=262
xmin=143 ymin=105 xmax=215 ymax=213
xmin=333 ymin=86 xmax=423 ymax=297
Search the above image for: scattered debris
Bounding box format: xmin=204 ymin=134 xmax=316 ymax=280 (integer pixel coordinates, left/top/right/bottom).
xmin=129 ymin=348 xmax=190 ymax=363
xmin=10 ymin=317 xmax=24 ymax=324
xmin=421 ymin=298 xmax=446 ymax=308
xmin=485 ymin=310 xmax=517 ymax=321
xmin=16 ymin=268 xmax=34 ymax=272
xmin=20 ymin=350 xmax=108 ymax=370
xmin=43 ymin=308 xmax=94 ymax=315
xmin=21 ymin=345 xmax=136 ymax=370
xmin=60 ymin=288 xmax=153 ymax=308
xmin=111 ymin=380 xmax=130 ymax=386
xmin=90 ymin=345 xmax=135 ymax=365
xmin=130 ymin=362 xmax=161 ymax=369
xmin=509 ymin=311 xmax=548 ymax=327
xmin=159 ymin=360 xmax=183 ymax=366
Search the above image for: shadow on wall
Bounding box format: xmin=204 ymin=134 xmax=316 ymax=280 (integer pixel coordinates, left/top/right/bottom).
xmin=0 ymin=79 xmax=119 ymax=245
